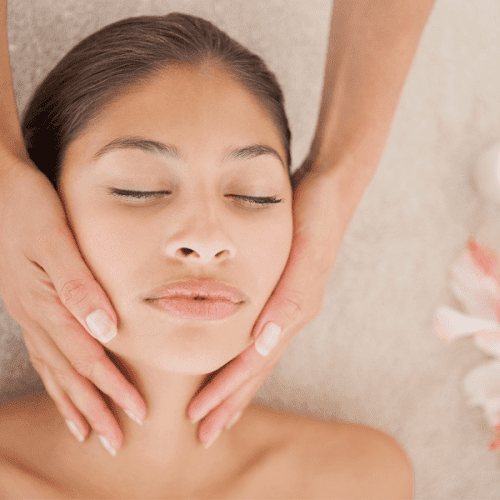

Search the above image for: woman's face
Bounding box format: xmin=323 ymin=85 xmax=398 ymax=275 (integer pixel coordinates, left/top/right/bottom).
xmin=58 ymin=65 xmax=293 ymax=374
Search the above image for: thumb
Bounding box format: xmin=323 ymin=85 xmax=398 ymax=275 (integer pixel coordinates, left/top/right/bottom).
xmin=37 ymin=223 xmax=118 ymax=344
xmin=253 ymin=284 xmax=306 ymax=357
xmin=252 ymin=233 xmax=327 ymax=357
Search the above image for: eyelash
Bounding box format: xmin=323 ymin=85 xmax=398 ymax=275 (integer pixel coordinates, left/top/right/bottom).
xmin=109 ymin=189 xmax=282 ymax=207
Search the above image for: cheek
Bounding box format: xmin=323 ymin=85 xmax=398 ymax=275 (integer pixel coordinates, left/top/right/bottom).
xmin=59 ymin=172 xmax=148 ymax=303
xmin=246 ymin=210 xmax=293 ymax=303
xmin=65 ymin=205 xmax=154 ymax=307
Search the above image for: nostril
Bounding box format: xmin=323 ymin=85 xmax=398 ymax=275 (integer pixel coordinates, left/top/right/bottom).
xmin=181 ymin=248 xmax=194 ymax=256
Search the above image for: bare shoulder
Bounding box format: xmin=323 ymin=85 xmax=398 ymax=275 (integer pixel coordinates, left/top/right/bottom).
xmin=243 ymin=405 xmax=414 ymax=499
xmin=0 ymin=453 xmax=68 ymax=500
xmin=307 ymin=420 xmax=415 ymax=499
xmin=0 ymin=390 xmax=58 ymax=456
xmin=0 ymin=391 xmax=68 ymax=499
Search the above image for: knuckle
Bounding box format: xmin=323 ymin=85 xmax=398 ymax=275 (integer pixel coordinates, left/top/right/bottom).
xmin=280 ymin=290 xmax=305 ymax=324
xmin=70 ymin=357 xmax=97 ymax=381
xmin=70 ymin=349 xmax=108 ymax=382
xmin=51 ymin=364 xmax=76 ymax=391
xmin=58 ymin=278 xmax=89 ymax=309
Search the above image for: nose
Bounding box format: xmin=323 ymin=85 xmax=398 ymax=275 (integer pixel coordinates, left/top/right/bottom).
xmin=163 ymin=213 xmax=237 ymax=264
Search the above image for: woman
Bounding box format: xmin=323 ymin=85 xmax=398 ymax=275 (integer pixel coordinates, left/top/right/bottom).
xmin=0 ymin=13 xmax=413 ymax=499
xmin=0 ymin=0 xmax=436 ymax=450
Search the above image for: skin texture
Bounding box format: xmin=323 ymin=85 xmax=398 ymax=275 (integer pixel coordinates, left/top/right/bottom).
xmin=0 ymin=0 xmax=437 ymax=451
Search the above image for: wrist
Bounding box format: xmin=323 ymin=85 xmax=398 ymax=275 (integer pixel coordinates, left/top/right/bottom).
xmin=298 ymin=150 xmax=379 ymax=235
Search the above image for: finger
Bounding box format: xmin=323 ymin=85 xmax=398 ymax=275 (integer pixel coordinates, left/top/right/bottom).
xmin=26 ymin=303 xmax=146 ymax=423
xmin=23 ymin=334 xmax=90 ymax=443
xmin=188 ymin=334 xmax=290 ymax=424
xmin=197 ymin=374 xmax=265 ymax=448
xmin=188 ymin=345 xmax=265 ymax=424
xmin=34 ymin=221 xmax=118 ymax=344
xmin=23 ymin=323 xmax=124 ymax=452
xmin=252 ymin=238 xmax=325 ymax=350
xmin=35 ymin=355 xmax=91 ymax=443
xmin=251 ymin=172 xmax=338 ymax=355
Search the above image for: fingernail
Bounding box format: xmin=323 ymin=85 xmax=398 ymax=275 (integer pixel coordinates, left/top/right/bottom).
xmin=255 ymin=322 xmax=282 ymax=356
xmin=225 ymin=410 xmax=243 ymax=430
xmin=98 ymin=435 xmax=117 ymax=457
xmin=204 ymin=428 xmax=222 ymax=449
xmin=124 ymin=409 xmax=143 ymax=426
xmin=65 ymin=420 xmax=84 ymax=443
xmin=86 ymin=309 xmax=117 ymax=343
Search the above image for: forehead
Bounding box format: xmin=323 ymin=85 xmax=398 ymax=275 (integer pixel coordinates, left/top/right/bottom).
xmin=64 ymin=64 xmax=287 ymax=169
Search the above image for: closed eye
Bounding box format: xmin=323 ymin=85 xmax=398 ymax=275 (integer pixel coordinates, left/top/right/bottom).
xmin=109 ymin=189 xmax=282 ymax=207
xmin=110 ymin=189 xmax=170 ymax=200
xmin=230 ymin=195 xmax=282 ymax=207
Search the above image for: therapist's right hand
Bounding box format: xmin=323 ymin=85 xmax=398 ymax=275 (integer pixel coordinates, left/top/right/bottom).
xmin=0 ymin=154 xmax=146 ymax=451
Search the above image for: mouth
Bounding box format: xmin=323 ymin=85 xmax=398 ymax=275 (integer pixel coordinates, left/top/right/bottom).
xmin=146 ymin=278 xmax=247 ymax=304
xmin=144 ymin=278 xmax=247 ymax=320
xmin=147 ymin=296 xmax=242 ymax=320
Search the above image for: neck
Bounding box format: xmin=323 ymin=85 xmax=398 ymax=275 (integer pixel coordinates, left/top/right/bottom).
xmin=94 ymin=351 xmax=233 ymax=494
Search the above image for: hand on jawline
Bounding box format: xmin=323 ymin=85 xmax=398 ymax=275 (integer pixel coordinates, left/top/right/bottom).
xmin=187 ymin=159 xmax=340 ymax=447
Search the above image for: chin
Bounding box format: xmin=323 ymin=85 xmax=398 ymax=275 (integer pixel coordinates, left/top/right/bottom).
xmin=105 ymin=324 xmax=253 ymax=376
xmin=113 ymin=347 xmax=245 ymax=375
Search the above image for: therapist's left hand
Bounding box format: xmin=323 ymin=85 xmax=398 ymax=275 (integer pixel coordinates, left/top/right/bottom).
xmin=187 ymin=157 xmax=344 ymax=447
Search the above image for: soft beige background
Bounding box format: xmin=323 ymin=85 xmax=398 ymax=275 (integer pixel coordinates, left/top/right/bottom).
xmin=1 ymin=0 xmax=500 ymax=498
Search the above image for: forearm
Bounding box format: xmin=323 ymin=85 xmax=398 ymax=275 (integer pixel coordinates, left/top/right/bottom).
xmin=301 ymin=0 xmax=435 ymax=232
xmin=0 ymin=0 xmax=26 ymax=168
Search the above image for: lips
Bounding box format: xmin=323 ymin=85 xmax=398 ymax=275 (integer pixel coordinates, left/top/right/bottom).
xmin=146 ymin=278 xmax=246 ymax=304
xmin=145 ymin=278 xmax=246 ymax=320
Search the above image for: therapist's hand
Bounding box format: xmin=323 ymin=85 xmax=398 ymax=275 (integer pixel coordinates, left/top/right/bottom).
xmin=187 ymin=156 xmax=342 ymax=447
xmin=0 ymin=155 xmax=146 ymax=452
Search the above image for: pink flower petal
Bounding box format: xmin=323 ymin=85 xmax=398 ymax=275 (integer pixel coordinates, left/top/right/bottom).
xmin=468 ymin=239 xmax=500 ymax=287
xmin=432 ymin=305 xmax=500 ymax=343
xmin=449 ymin=242 xmax=500 ymax=322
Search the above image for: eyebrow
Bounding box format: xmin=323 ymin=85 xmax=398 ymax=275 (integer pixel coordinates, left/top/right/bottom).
xmin=92 ymin=136 xmax=287 ymax=170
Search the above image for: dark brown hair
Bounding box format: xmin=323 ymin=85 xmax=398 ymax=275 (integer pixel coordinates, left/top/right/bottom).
xmin=20 ymin=12 xmax=292 ymax=189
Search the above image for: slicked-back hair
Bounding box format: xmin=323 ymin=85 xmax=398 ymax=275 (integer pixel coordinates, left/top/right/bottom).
xmin=21 ymin=12 xmax=292 ymax=189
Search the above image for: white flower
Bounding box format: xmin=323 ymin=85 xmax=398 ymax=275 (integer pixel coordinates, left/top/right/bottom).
xmin=433 ymin=239 xmax=500 ymax=427
xmin=463 ymin=361 xmax=500 ymax=427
